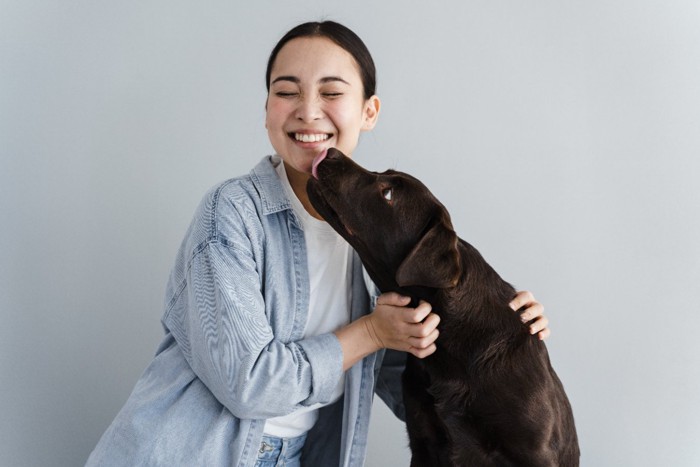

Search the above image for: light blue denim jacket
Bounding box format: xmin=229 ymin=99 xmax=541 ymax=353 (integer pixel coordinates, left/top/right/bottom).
xmin=86 ymin=156 xmax=406 ymax=467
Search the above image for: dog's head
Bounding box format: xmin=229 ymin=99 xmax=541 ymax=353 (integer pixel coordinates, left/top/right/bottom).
xmin=306 ymin=148 xmax=461 ymax=293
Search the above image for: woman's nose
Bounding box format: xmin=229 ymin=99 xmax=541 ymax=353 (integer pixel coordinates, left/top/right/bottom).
xmin=295 ymin=96 xmax=322 ymax=122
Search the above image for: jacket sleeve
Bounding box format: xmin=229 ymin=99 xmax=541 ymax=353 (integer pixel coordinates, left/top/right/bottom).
xmin=162 ymin=205 xmax=343 ymax=420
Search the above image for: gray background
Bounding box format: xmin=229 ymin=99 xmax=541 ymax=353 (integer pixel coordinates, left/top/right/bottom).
xmin=2 ymin=1 xmax=699 ymax=466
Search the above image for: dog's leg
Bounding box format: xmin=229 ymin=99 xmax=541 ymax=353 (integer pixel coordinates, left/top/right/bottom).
xmin=403 ymin=358 xmax=452 ymax=466
xmin=433 ymin=405 xmax=510 ymax=467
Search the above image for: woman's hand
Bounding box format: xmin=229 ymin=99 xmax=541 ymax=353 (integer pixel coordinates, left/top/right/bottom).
xmin=365 ymin=292 xmax=441 ymax=359
xmin=509 ymin=290 xmax=550 ymax=340
xmin=334 ymin=292 xmax=440 ymax=371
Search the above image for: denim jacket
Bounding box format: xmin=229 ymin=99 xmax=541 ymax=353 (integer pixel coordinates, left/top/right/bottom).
xmin=86 ymin=156 xmax=406 ymax=467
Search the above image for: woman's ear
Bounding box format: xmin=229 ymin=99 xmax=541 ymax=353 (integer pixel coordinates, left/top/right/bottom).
xmin=361 ymin=95 xmax=381 ymax=131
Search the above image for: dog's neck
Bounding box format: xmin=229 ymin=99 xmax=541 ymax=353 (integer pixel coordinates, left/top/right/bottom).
xmin=439 ymin=241 xmax=527 ymax=353
xmin=368 ymin=273 xmax=439 ymax=310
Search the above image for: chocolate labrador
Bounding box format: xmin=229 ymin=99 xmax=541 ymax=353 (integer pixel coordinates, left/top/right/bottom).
xmin=307 ymin=148 xmax=579 ymax=466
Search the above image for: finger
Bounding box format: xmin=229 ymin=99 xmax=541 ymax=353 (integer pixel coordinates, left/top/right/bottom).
xmin=405 ymin=300 xmax=433 ymax=323
xmin=529 ymin=316 xmax=549 ymax=335
xmin=509 ymin=290 xmax=535 ymax=311
xmin=410 ymin=343 xmax=437 ymax=359
xmin=408 ymin=328 xmax=440 ymax=349
xmin=411 ymin=313 xmax=440 ymax=337
xmin=376 ymin=292 xmax=411 ymax=307
xmin=519 ymin=302 xmax=545 ymax=323
xmin=537 ymin=328 xmax=551 ymax=341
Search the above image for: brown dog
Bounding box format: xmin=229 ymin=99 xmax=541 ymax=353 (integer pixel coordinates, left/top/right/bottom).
xmin=307 ymin=148 xmax=579 ymax=466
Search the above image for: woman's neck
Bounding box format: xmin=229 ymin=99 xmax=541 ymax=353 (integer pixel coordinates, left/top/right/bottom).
xmin=283 ymin=161 xmax=324 ymax=220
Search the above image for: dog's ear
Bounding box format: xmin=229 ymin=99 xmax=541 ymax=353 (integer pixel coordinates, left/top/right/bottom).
xmin=395 ymin=220 xmax=461 ymax=288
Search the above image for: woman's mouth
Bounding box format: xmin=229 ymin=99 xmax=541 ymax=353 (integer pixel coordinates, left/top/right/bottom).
xmin=288 ymin=132 xmax=333 ymax=143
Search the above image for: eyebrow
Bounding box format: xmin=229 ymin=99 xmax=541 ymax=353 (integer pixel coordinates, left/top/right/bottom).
xmin=271 ymin=75 xmax=351 ymax=86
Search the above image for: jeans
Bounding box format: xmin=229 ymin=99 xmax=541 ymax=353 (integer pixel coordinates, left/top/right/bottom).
xmin=254 ymin=434 xmax=307 ymax=467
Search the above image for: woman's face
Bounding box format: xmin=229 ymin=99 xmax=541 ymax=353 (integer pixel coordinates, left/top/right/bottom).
xmin=265 ymin=36 xmax=380 ymax=176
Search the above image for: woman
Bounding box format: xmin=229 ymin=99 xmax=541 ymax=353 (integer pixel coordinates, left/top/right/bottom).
xmin=87 ymin=21 xmax=549 ymax=467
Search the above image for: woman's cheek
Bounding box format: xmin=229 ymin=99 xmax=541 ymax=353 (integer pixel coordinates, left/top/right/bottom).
xmin=266 ymin=99 xmax=290 ymax=122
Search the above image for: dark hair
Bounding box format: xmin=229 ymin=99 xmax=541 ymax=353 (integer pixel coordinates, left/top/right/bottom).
xmin=265 ymin=21 xmax=377 ymax=100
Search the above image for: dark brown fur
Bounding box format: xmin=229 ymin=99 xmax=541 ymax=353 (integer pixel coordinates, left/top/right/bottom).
xmin=307 ymin=148 xmax=579 ymax=466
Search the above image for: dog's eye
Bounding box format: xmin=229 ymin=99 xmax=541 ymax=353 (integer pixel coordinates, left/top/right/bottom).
xmin=382 ymin=187 xmax=393 ymax=202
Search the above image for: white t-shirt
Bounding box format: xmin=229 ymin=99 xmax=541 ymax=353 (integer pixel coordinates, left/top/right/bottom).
xmin=263 ymin=159 xmax=352 ymax=438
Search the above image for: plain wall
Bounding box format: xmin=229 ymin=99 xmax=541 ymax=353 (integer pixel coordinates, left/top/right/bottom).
xmin=2 ymin=1 xmax=699 ymax=465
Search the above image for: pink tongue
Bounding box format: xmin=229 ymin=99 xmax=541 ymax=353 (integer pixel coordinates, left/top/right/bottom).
xmin=311 ymin=149 xmax=328 ymax=179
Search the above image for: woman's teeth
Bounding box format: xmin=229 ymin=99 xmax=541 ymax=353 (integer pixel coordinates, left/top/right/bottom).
xmin=293 ymin=133 xmax=330 ymax=143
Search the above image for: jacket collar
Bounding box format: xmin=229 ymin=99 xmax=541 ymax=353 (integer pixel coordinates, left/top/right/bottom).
xmin=250 ymin=155 xmax=293 ymax=215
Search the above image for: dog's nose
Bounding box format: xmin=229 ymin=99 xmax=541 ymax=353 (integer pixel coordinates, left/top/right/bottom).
xmin=312 ymin=147 xmax=345 ymax=179
xmin=326 ymin=147 xmax=344 ymax=160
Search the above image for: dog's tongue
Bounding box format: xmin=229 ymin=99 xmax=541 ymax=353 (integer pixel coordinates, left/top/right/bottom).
xmin=311 ymin=149 xmax=328 ymax=179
